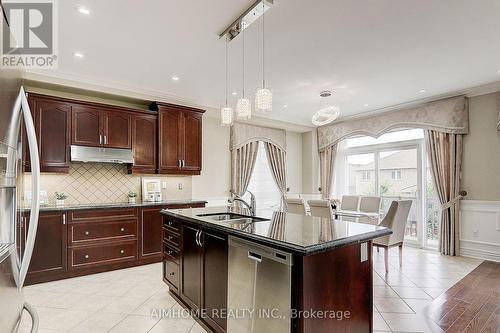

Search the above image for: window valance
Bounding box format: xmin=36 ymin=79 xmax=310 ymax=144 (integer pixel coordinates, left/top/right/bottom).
xmin=317 ymin=96 xmax=468 ymax=151
xmin=230 ymin=122 xmax=287 ymax=152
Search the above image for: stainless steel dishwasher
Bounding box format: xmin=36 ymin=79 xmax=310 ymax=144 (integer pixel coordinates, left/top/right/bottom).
xmin=227 ymin=236 xmax=292 ymax=333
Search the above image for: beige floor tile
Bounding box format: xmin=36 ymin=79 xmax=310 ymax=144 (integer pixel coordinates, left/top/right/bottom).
xmin=101 ymin=296 xmax=149 ymax=314
xmin=421 ymin=287 xmax=446 ymax=299
xmin=68 ymin=312 xmax=126 ymax=333
xmin=374 ymin=297 xmax=414 ymax=314
xmin=131 ymin=294 xmax=176 ymax=316
xmin=404 ymin=298 xmax=434 ymax=314
xmin=373 ymin=285 xmax=399 ymax=298
xmin=381 ymin=312 xmax=444 ymax=332
xmin=391 ymin=286 xmax=432 ymax=300
xmin=108 ymin=314 xmax=160 ymax=333
xmin=189 ymin=322 xmax=209 ymax=333
xmin=37 ymin=307 xmax=93 ymax=331
xmin=373 ymin=311 xmax=391 ymax=331
xmin=149 ymin=317 xmax=196 ymax=333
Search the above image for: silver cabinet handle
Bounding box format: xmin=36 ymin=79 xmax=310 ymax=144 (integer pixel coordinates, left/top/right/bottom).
xmin=167 ymin=250 xmax=173 ymax=255
xmin=99 ymin=134 xmax=102 ymax=145
xmin=120 ymin=227 xmax=125 ymax=232
xmin=195 ymin=230 xmax=200 ymax=246
xmin=120 ymin=250 xmax=124 ymax=254
xmin=199 ymin=231 xmax=203 ymax=247
xmin=178 ymin=160 xmax=181 ymax=168
xmin=248 ymin=251 xmax=263 ymax=263
xmin=104 ymin=135 xmax=107 ymax=145
xmin=62 ymin=214 xmax=66 ymax=225
xmin=84 ymin=255 xmax=89 ymax=259
xmin=182 ymin=160 xmax=185 ymax=168
xmin=85 ymin=231 xmax=90 ymax=235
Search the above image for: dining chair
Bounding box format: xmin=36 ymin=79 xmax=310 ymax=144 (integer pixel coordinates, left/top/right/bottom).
xmin=373 ymin=200 xmax=412 ymax=273
xmin=307 ymin=199 xmax=334 ymax=218
xmin=359 ymin=196 xmax=382 ymax=214
xmin=340 ymin=195 xmax=360 ymax=211
xmin=285 ymin=198 xmax=307 ymax=215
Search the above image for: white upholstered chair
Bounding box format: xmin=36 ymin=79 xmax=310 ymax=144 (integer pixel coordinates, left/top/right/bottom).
xmin=285 ymin=198 xmax=307 ymax=215
xmin=307 ymin=199 xmax=334 ymax=218
xmin=373 ymin=200 xmax=412 ymax=273
xmin=359 ymin=196 xmax=382 ymax=214
xmin=340 ymin=195 xmax=360 ymax=211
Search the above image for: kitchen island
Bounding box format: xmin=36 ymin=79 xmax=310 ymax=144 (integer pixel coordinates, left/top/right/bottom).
xmin=161 ymin=206 xmax=391 ymax=333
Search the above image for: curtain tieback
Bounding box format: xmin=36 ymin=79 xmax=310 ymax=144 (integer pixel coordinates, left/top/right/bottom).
xmin=441 ymin=195 xmax=464 ymax=210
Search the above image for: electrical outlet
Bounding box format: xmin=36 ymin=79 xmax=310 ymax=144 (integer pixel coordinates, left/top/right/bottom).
xmin=472 ymin=229 xmax=479 ymax=237
xmin=178 ymin=183 xmax=183 ymax=190
xmin=162 ymin=182 xmax=167 ymax=189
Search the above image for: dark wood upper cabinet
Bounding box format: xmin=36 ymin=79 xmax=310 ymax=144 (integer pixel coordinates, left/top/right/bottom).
xmin=154 ymin=102 xmax=204 ymax=175
xmin=25 ymin=94 xmax=71 ymax=173
xmin=71 ymin=105 xmax=102 ymax=147
xmin=129 ymin=113 xmax=157 ymax=174
xmin=26 ymin=211 xmax=67 ymax=278
xmin=102 ymin=111 xmax=131 ymax=149
xmin=72 ymin=105 xmax=132 ymax=149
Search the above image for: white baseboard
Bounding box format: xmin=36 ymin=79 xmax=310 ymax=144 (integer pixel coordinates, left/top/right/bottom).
xmin=460 ymin=200 xmax=500 ymax=262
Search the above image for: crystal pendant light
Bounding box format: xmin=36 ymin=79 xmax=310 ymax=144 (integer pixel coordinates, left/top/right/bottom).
xmin=255 ymin=1 xmax=272 ymax=112
xmin=236 ymin=22 xmax=251 ymax=120
xmin=220 ymin=37 xmax=234 ymax=126
xmin=311 ymin=91 xmax=341 ymax=126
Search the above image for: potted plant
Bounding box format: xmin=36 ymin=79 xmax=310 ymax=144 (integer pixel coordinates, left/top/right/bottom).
xmin=127 ymin=191 xmax=137 ymax=204
xmin=55 ymin=192 xmax=68 ymax=207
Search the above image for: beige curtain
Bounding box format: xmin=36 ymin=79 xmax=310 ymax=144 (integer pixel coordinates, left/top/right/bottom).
xmin=425 ymin=130 xmax=463 ymax=256
xmin=319 ymin=144 xmax=337 ymax=199
xmin=264 ymin=142 xmax=287 ymax=209
xmin=231 ymin=142 xmax=259 ymax=197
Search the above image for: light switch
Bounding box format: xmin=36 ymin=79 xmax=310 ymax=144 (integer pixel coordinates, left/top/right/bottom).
xmin=162 ymin=182 xmax=167 ymax=189
xmin=360 ymin=243 xmax=368 ymax=262
xmin=178 ymin=183 xmax=183 ymax=190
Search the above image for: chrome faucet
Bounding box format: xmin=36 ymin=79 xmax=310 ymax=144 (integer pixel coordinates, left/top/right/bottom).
xmin=228 ymin=190 xmax=256 ymax=216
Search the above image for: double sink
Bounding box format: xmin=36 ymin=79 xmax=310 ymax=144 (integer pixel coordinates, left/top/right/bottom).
xmin=197 ymin=212 xmax=268 ymax=225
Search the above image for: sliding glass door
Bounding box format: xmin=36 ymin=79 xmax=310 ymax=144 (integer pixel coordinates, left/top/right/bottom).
xmin=344 ymin=129 xmax=440 ymax=249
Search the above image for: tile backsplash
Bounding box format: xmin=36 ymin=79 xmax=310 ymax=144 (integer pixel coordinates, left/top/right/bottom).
xmin=25 ymin=163 xmax=192 ymax=205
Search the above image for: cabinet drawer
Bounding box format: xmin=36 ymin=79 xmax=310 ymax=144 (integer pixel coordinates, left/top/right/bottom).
xmin=163 ymin=242 xmax=180 ymax=263
xmin=69 ymin=208 xmax=137 ymax=222
xmin=163 ymin=260 xmax=180 ymax=292
xmin=163 ymin=228 xmax=181 ymax=249
xmin=69 ymin=220 xmax=136 ymax=244
xmin=163 ymin=219 xmax=181 ymax=234
xmin=69 ymin=241 xmax=136 ymax=269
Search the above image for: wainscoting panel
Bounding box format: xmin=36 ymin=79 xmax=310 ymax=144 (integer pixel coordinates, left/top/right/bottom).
xmin=460 ymin=200 xmax=500 ymax=262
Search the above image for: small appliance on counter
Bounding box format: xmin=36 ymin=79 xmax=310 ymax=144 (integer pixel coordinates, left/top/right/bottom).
xmin=142 ymin=177 xmax=162 ymax=202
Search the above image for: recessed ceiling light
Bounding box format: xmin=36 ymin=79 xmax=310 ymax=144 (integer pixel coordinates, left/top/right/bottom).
xmin=75 ymin=5 xmax=91 ymax=15
xmin=73 ymin=52 xmax=84 ymax=58
xmin=419 ymin=89 xmax=427 ymax=93
xmin=171 ymin=76 xmax=179 ymax=81
xmin=232 ymin=92 xmax=238 ymax=95
xmin=283 ymin=105 xmax=288 ymax=108
xmin=364 ymin=104 xmax=369 ymax=107
xmin=498 ymin=69 xmax=500 ymax=73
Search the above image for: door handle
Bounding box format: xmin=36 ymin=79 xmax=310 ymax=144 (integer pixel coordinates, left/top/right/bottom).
xmin=104 ymin=135 xmax=107 ymax=145
xmin=248 ymin=251 xmax=262 ymax=262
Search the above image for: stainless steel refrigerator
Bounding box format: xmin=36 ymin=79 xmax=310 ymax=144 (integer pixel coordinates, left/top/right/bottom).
xmin=0 ymin=54 xmax=41 ymax=333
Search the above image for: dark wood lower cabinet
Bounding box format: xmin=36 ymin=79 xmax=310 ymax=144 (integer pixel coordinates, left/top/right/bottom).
xmin=25 ymin=202 xmax=205 ymax=285
xmin=163 ymin=217 xmax=228 ymax=333
xmin=25 ymin=211 xmax=67 ymax=281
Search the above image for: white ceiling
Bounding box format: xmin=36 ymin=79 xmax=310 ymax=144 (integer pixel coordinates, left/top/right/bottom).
xmin=28 ymin=0 xmax=500 ymax=127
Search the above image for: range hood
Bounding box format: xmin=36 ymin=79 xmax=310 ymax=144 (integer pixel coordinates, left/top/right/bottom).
xmin=71 ymin=145 xmax=134 ymax=164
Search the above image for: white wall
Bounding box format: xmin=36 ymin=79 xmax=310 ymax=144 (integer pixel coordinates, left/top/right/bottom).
xmin=459 ymin=92 xmax=500 ymax=262
xmin=192 ymin=116 xmax=231 ymax=206
xmin=301 ymin=130 xmax=320 ymax=195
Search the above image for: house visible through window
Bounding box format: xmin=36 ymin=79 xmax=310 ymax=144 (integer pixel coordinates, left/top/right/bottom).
xmin=361 ymin=171 xmax=371 ymax=181
xmin=391 ymin=169 xmax=402 ymax=180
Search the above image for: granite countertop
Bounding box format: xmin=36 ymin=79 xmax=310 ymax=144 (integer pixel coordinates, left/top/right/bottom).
xmin=161 ymin=206 xmax=392 ymax=256
xmin=22 ymin=199 xmax=208 ymax=212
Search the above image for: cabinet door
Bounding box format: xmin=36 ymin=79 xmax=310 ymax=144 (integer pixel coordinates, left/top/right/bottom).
xmin=26 ymin=212 xmax=67 ymax=276
xmin=34 ymin=99 xmax=71 ymax=173
xmin=158 ymin=107 xmax=182 ymax=173
xmin=103 ymin=110 xmax=131 ymax=148
xmin=181 ymin=111 xmax=202 ymax=174
xmin=202 ymin=231 xmax=228 ymax=332
xmin=130 ymin=114 xmax=157 ymax=173
xmin=72 ymin=105 xmax=102 ymax=146
xmin=181 ymin=225 xmax=202 ymax=309
xmin=140 ymin=207 xmax=163 ymax=259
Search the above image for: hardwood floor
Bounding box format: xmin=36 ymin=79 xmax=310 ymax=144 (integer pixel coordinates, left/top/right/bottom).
xmin=423 ymin=261 xmax=500 ymax=332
